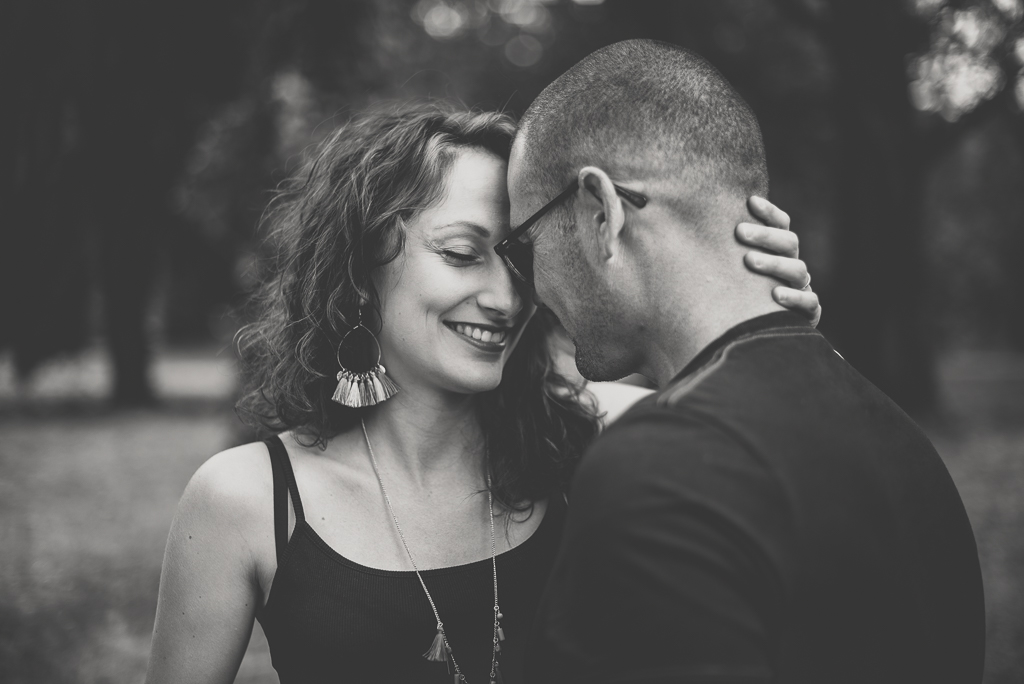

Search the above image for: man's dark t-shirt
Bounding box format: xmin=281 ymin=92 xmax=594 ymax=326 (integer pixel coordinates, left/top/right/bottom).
xmin=528 ymin=312 xmax=984 ymax=683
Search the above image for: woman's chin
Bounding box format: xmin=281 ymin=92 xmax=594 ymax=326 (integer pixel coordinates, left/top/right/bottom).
xmin=436 ymin=365 xmax=505 ymax=396
xmin=449 ymin=376 xmax=503 ymax=396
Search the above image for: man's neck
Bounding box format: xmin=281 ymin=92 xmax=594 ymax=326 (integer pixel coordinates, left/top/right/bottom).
xmin=642 ymin=295 xmax=787 ymax=388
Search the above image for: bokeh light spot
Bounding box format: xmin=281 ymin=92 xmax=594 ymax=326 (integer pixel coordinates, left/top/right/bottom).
xmin=412 ymin=0 xmax=471 ymax=40
xmin=912 ymin=0 xmax=947 ymax=17
xmin=909 ymin=3 xmax=1018 ymax=122
xmin=505 ymin=33 xmax=543 ymax=67
xmin=992 ymin=0 xmax=1024 ymax=22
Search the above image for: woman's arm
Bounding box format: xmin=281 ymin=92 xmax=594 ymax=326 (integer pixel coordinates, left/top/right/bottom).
xmin=145 ymin=446 xmax=272 ymax=684
xmin=736 ymin=196 xmax=821 ymax=326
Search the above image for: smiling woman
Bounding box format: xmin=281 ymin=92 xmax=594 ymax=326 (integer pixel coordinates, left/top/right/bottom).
xmin=144 ymin=101 xmax=820 ymax=684
xmin=235 ymin=106 xmax=589 ymax=511
xmin=375 ymin=147 xmax=531 ymax=398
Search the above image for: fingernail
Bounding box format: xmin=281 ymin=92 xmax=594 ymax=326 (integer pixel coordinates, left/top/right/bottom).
xmin=751 ymin=196 xmax=766 ymax=208
xmin=774 ymin=288 xmax=787 ymax=302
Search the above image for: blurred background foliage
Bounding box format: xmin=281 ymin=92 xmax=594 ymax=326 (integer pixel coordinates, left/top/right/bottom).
xmin=3 ymin=0 xmax=1024 ymax=411
xmin=2 ymin=2 xmax=1024 ymax=683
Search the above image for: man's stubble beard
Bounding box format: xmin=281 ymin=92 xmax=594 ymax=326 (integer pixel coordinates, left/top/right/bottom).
xmin=574 ymin=340 xmax=620 ymax=382
xmin=551 ymin=216 xmax=639 ymax=382
xmin=570 ymin=313 xmax=638 ymax=383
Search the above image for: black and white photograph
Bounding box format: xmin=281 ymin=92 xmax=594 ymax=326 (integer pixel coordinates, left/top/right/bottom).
xmin=2 ymin=1 xmax=1023 ymax=682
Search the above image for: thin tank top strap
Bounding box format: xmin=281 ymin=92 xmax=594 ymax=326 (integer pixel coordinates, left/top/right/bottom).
xmin=264 ymin=435 xmax=306 ymax=562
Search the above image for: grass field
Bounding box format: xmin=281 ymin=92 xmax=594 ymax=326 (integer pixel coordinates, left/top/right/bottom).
xmin=0 ymin=348 xmax=1021 ymax=683
xmin=0 ymin=407 xmax=276 ymax=684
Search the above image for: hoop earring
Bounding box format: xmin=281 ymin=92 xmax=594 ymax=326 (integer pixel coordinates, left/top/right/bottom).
xmin=331 ymin=309 xmax=399 ymax=408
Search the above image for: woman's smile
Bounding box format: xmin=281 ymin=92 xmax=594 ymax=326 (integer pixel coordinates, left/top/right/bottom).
xmin=444 ymin=320 xmax=513 ymax=352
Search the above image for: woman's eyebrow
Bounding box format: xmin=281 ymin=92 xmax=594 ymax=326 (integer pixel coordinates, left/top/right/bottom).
xmin=431 ymin=221 xmax=493 ymax=238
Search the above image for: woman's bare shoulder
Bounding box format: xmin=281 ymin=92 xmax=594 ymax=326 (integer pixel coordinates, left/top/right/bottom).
xmin=587 ymin=381 xmax=655 ymax=426
xmin=176 ymin=441 xmax=274 ymax=531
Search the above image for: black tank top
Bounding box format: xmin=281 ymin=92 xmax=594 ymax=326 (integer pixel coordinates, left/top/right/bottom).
xmin=256 ymin=436 xmax=567 ymax=684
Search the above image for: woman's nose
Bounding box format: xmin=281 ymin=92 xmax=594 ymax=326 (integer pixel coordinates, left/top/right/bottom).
xmin=477 ymin=257 xmax=526 ymax=320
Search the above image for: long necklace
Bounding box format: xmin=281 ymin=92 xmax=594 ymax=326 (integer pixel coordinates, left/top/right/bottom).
xmin=360 ymin=419 xmax=505 ymax=684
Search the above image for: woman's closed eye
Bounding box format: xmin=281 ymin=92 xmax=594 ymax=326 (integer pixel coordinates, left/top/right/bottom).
xmin=440 ymin=248 xmax=480 ymax=264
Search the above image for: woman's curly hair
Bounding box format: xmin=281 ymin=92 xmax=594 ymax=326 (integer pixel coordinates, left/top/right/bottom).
xmin=235 ymin=100 xmax=600 ymax=508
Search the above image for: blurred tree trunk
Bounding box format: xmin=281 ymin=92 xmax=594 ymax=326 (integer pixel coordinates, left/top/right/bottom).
xmin=1 ymin=0 xmax=92 ymax=379
xmin=79 ymin=1 xmax=162 ymax=406
xmin=76 ymin=0 xmax=252 ymax=405
xmin=94 ymin=192 xmax=159 ymax=406
xmin=1008 ymin=121 xmax=1024 ymax=349
xmin=799 ymin=0 xmax=937 ymax=412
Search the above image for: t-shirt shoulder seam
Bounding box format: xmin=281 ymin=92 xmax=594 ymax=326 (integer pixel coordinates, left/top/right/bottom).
xmin=658 ymin=326 xmax=822 ymax=408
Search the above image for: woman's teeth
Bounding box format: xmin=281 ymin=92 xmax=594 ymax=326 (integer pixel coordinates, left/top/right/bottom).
xmin=454 ymin=323 xmax=506 ymax=344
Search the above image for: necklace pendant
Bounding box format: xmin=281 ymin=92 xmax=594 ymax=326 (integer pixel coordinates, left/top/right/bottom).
xmin=423 ymin=626 xmax=449 ymax=663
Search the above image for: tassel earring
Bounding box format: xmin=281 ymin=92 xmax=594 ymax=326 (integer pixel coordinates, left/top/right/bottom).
xmin=331 ymin=309 xmax=399 ymax=408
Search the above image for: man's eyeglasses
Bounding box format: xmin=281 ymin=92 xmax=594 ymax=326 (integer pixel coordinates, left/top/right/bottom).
xmin=494 ymin=179 xmax=648 ymax=286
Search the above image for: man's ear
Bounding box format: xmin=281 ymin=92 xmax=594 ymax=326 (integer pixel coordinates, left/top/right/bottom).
xmin=578 ymin=166 xmax=625 ymax=262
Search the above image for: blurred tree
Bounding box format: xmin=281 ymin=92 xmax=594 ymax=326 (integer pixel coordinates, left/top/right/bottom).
xmin=1 ymin=0 xmax=92 ymax=381
xmin=169 ymin=0 xmax=382 ymax=342
xmin=4 ymin=0 xmax=285 ymax=404
xmin=2 ymin=0 xmax=245 ymax=404
xmin=905 ymin=0 xmax=1024 ymax=348
xmin=776 ymin=0 xmax=1024 ymax=408
xmin=75 ymin=0 xmax=259 ymax=405
xmin=764 ymin=0 xmax=939 ymax=410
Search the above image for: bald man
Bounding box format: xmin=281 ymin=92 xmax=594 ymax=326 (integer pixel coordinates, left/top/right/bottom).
xmin=502 ymin=40 xmax=984 ymax=684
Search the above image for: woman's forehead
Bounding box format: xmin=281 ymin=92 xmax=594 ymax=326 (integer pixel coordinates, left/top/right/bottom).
xmin=444 ymin=147 xmax=510 ymax=205
xmin=411 ymin=149 xmax=511 ymax=236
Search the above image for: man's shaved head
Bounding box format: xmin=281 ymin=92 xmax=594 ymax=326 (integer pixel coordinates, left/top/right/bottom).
xmin=515 ymin=39 xmax=768 ymax=203
xmin=509 ymin=39 xmax=779 ymax=384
